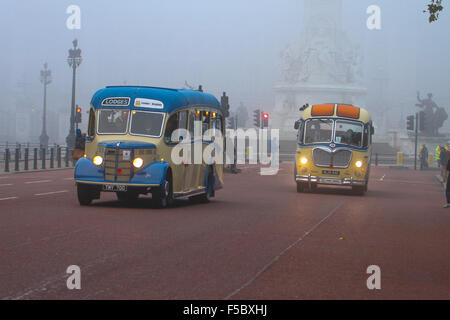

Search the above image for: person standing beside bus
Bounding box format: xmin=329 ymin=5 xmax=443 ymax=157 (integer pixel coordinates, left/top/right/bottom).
xmin=444 ymin=155 xmax=450 ymax=208
xmin=441 ymin=147 xmax=450 ymax=183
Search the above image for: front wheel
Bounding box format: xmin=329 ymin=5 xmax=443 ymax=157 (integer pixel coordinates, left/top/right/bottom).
xmin=77 ymin=184 xmax=94 ymax=206
xmin=152 ymin=174 xmax=173 ymax=209
xmin=352 ymin=185 xmax=366 ymax=196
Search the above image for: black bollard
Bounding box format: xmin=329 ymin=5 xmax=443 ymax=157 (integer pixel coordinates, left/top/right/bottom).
xmin=375 ymin=153 xmax=378 ymax=166
xmin=24 ymin=148 xmax=29 ymax=171
xmin=15 ymin=148 xmax=19 ymax=171
xmin=57 ymin=147 xmax=61 ymax=168
xmin=33 ymin=148 xmax=38 ymax=170
xmin=4 ymin=149 xmax=10 ymax=172
xmin=41 ymin=148 xmax=46 ymax=169
xmin=50 ymin=147 xmax=54 ymax=169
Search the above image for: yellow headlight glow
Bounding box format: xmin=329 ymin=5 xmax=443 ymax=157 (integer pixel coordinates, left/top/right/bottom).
xmin=93 ymin=156 xmax=103 ymax=166
xmin=300 ymin=157 xmax=308 ymax=165
xmin=133 ymin=157 xmax=144 ymax=168
xmin=355 ymin=160 xmax=363 ymax=168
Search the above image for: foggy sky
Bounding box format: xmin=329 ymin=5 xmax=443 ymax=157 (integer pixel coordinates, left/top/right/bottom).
xmin=1 ymin=0 xmax=450 ymax=142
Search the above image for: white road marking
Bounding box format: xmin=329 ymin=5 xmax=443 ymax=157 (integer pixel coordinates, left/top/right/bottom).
xmin=35 ymin=190 xmax=68 ymax=196
xmin=0 ymin=197 xmax=18 ymax=201
xmin=379 ymin=174 xmax=386 ymax=181
xmin=0 ymin=184 xmax=13 ymax=187
xmin=25 ymin=180 xmax=52 ymax=184
xmin=224 ymin=201 xmax=345 ymax=300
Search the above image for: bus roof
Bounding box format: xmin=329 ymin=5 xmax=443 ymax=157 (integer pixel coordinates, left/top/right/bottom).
xmin=301 ymin=104 xmax=371 ymax=123
xmin=90 ymin=86 xmax=222 ymax=114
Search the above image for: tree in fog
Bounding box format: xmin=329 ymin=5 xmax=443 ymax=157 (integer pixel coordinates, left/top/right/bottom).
xmin=426 ymin=0 xmax=444 ymax=22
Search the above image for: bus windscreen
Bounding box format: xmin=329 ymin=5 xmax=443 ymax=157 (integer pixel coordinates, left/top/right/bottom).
xmin=97 ymin=110 xmax=129 ymax=134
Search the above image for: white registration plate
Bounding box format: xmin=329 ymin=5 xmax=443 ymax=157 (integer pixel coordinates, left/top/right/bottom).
xmin=102 ymin=184 xmax=127 ymax=192
xmin=322 ymin=178 xmax=342 ymax=185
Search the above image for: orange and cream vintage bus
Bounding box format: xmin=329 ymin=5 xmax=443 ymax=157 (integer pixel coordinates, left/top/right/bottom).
xmin=294 ymin=103 xmax=374 ymax=195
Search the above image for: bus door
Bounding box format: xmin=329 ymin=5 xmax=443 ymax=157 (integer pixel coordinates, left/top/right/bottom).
xmin=165 ymin=110 xmax=189 ymax=194
xmin=183 ymin=110 xmax=198 ymax=192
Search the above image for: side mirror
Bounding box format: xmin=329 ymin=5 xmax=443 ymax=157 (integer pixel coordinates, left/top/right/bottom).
xmin=294 ymin=120 xmax=300 ymax=130
xmin=371 ymin=125 xmax=375 ymax=135
xmin=86 ymin=136 xmax=93 ymax=143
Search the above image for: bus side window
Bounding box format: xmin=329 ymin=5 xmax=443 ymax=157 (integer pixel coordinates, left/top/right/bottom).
xmin=363 ymin=123 xmax=370 ymax=148
xmin=164 ymin=112 xmax=179 ymax=143
xmin=88 ymin=109 xmax=96 ymax=137
xmin=188 ymin=111 xmax=195 ymax=141
xmin=215 ymin=115 xmax=223 ymax=137
xmin=202 ymin=111 xmax=211 ymax=140
xmin=297 ymin=120 xmax=304 ymax=143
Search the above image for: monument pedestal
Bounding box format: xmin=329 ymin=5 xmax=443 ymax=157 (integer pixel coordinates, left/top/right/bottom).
xmin=273 ymin=0 xmax=366 ymax=141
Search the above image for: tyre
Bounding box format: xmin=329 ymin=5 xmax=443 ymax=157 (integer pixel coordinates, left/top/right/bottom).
xmin=116 ymin=190 xmax=139 ymax=202
xmin=152 ymin=172 xmax=173 ymax=208
xmin=77 ymin=184 xmax=94 ymax=206
xmin=296 ymin=182 xmax=304 ymax=193
xmin=352 ymin=185 xmax=365 ymax=196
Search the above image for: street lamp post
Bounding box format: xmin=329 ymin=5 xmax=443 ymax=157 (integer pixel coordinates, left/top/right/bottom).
xmin=65 ymin=39 xmax=82 ymax=149
xmin=39 ymin=63 xmax=51 ymax=149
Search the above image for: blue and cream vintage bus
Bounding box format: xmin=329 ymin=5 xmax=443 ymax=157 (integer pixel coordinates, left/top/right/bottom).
xmin=74 ymin=86 xmax=224 ymax=208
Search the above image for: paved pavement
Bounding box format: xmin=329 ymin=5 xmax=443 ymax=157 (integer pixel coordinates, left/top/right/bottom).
xmin=0 ymin=164 xmax=448 ymax=299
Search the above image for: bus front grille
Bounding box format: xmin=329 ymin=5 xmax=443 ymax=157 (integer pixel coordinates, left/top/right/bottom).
xmin=104 ymin=148 xmax=132 ymax=182
xmin=312 ymin=148 xmax=352 ymax=168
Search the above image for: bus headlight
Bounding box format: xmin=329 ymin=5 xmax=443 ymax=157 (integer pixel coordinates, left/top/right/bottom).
xmin=300 ymin=157 xmax=308 ymax=165
xmin=93 ymin=156 xmax=103 ymax=166
xmin=355 ymin=160 xmax=363 ymax=168
xmin=133 ymin=157 xmax=144 ymax=168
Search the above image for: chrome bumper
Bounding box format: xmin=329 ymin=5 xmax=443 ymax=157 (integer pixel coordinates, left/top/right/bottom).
xmin=295 ymin=175 xmax=365 ymax=186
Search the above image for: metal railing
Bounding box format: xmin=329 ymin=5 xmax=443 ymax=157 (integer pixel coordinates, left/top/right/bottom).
xmin=1 ymin=143 xmax=75 ymax=173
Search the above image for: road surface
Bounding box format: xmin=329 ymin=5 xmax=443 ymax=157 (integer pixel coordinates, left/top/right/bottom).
xmin=0 ymin=164 xmax=448 ymax=299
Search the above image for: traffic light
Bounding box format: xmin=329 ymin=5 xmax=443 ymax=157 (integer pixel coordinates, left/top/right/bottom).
xmin=406 ymin=115 xmax=415 ymax=131
xmin=262 ymin=112 xmax=269 ymax=128
xmin=419 ymin=111 xmax=426 ymax=132
xmin=75 ymin=106 xmax=82 ymax=123
xmin=253 ymin=109 xmax=261 ymax=128
xmin=221 ymin=92 xmax=230 ymax=118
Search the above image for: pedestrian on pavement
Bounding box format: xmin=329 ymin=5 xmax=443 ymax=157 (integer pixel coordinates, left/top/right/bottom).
xmin=419 ymin=144 xmax=429 ymax=170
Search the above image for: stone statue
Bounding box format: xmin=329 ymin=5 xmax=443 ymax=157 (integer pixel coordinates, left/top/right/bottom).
xmin=416 ymin=92 xmax=448 ymax=136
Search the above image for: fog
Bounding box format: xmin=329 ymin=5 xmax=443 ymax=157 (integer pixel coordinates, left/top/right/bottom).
xmin=1 ymin=0 xmax=449 ymax=143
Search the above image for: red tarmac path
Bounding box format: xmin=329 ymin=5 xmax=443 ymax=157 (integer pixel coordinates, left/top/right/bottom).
xmin=0 ymin=164 xmax=448 ymax=299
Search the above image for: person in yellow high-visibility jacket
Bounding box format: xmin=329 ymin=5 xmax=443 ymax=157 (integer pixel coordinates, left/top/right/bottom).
xmin=436 ymin=145 xmax=442 ymax=167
